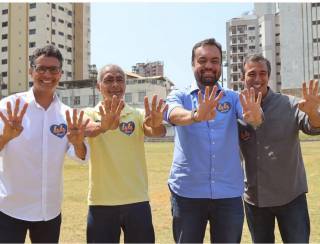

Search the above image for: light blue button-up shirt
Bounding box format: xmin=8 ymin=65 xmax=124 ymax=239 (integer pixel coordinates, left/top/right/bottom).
xmin=166 ymin=83 xmax=244 ymax=199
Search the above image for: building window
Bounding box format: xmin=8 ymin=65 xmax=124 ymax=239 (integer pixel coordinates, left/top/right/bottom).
xmin=67 ymin=47 xmax=72 ymax=52
xmin=2 ymin=59 xmax=8 ymax=65
xmin=1 ymin=46 xmax=7 ymax=52
xmin=58 ymin=6 xmax=64 ymax=11
xmin=67 ymin=59 xmax=72 ymax=65
xmin=29 ymin=16 xmax=36 ymax=22
xmin=2 ymin=22 xmax=8 ymax=27
xmin=67 ymin=22 xmax=72 ymax=28
xmin=29 ymin=29 xmax=36 ymax=35
xmin=275 ymin=33 xmax=280 ymax=36
xmin=276 ymin=43 xmax=280 ymax=46
xmin=138 ymin=91 xmax=146 ymax=103
xmin=58 ymin=31 xmax=64 ymax=36
xmin=67 ymin=34 xmax=72 ymax=40
xmin=68 ymin=10 xmax=72 ymax=16
xmin=58 ymin=19 xmax=64 ymax=24
xmin=1 ymin=72 xmax=7 ymax=77
xmin=249 ymin=46 xmax=255 ymax=50
xmin=58 ymin=44 xmax=64 ymax=49
xmin=314 ymin=56 xmax=320 ymax=61
xmin=62 ymin=97 xmax=68 ymax=105
xmin=248 ymin=26 xmax=255 ymax=30
xmin=66 ymin=71 xmax=72 ymax=77
xmin=2 ymin=9 xmax=8 ymax=14
xmin=2 ymin=34 xmax=8 ymax=40
xmin=276 ymin=62 xmax=281 ymax=65
xmin=52 ymin=29 xmax=56 ymax=35
xmin=52 ymin=3 xmax=56 ymax=9
xmin=29 ymin=3 xmax=36 ymax=9
xmin=73 ymin=96 xmax=80 ymax=105
xmin=29 ymin=42 xmax=36 ymax=48
xmin=125 ymin=93 xmax=132 ymax=103
xmin=52 ymin=16 xmax=56 ymax=22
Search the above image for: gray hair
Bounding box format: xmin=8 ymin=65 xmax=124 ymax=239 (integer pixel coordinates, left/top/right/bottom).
xmin=97 ymin=64 xmax=126 ymax=83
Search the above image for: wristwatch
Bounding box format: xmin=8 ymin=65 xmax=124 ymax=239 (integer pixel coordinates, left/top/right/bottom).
xmin=191 ymin=108 xmax=200 ymax=123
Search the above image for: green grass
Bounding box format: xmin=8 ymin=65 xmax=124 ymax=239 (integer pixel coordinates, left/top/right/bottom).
xmin=59 ymin=141 xmax=320 ymax=243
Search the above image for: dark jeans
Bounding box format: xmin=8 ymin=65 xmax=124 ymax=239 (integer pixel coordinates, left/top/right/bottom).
xmin=87 ymin=201 xmax=155 ymax=243
xmin=245 ymin=193 xmax=310 ymax=243
xmin=170 ymin=190 xmax=244 ymax=243
xmin=0 ymin=211 xmax=61 ymax=243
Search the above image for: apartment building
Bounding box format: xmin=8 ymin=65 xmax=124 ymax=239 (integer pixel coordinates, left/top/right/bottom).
xmin=279 ymin=2 xmax=320 ymax=96
xmin=226 ymin=14 xmax=259 ymax=90
xmin=226 ymin=3 xmax=320 ymax=96
xmin=0 ymin=2 xmax=90 ymax=97
xmin=132 ymin=61 xmax=164 ymax=77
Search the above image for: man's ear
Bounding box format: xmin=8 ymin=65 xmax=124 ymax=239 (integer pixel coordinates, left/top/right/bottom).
xmin=28 ymin=67 xmax=33 ymax=76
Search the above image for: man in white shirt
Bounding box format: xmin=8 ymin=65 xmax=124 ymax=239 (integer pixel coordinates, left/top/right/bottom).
xmin=0 ymin=45 xmax=89 ymax=243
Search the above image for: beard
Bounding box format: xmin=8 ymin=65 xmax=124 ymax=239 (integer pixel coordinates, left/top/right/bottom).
xmin=196 ymin=70 xmax=221 ymax=88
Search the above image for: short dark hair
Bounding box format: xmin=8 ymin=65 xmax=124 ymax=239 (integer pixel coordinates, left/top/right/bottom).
xmin=30 ymin=44 xmax=63 ymax=68
xmin=241 ymin=54 xmax=271 ymax=78
xmin=191 ymin=38 xmax=223 ymax=66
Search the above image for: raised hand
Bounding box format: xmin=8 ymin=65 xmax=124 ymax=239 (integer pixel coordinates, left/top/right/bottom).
xmin=298 ymin=80 xmax=320 ymax=116
xmin=144 ymin=95 xmax=168 ymax=128
xmin=240 ymin=87 xmax=263 ymax=127
xmin=99 ymin=95 xmax=124 ymax=131
xmin=193 ymin=86 xmax=224 ymax=122
xmin=66 ymin=109 xmax=89 ymax=147
xmin=0 ymin=98 xmax=28 ymax=142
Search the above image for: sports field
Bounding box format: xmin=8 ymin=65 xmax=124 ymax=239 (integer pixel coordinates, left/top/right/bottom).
xmin=59 ymin=141 xmax=320 ymax=243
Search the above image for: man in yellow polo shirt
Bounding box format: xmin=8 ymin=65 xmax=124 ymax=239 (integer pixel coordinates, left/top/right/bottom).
xmin=84 ymin=64 xmax=168 ymax=243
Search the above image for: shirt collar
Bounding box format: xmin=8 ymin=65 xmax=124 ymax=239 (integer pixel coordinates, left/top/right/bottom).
xmin=27 ymin=87 xmax=59 ymax=107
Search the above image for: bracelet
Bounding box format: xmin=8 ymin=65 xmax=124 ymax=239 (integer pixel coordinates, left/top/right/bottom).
xmin=191 ymin=108 xmax=200 ymax=123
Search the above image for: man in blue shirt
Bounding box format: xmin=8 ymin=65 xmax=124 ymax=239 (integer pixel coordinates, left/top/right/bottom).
xmin=165 ymin=38 xmax=263 ymax=243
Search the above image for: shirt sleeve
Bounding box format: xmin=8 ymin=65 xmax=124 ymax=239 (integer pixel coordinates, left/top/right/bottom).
xmin=164 ymin=89 xmax=185 ymax=123
xmin=66 ymin=139 xmax=90 ymax=164
xmin=293 ymin=97 xmax=320 ymax=135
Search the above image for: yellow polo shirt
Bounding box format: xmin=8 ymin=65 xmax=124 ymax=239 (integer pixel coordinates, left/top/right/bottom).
xmin=84 ymin=103 xmax=149 ymax=206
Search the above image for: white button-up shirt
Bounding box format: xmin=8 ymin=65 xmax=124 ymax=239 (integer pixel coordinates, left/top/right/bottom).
xmin=0 ymin=89 xmax=89 ymax=221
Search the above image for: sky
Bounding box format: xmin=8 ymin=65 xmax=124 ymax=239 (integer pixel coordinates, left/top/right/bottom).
xmin=91 ymin=2 xmax=254 ymax=89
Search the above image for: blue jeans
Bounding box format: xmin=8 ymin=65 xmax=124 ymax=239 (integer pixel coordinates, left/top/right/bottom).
xmin=245 ymin=193 xmax=310 ymax=243
xmin=0 ymin=211 xmax=61 ymax=243
xmin=87 ymin=201 xmax=155 ymax=243
xmin=170 ymin=190 xmax=244 ymax=243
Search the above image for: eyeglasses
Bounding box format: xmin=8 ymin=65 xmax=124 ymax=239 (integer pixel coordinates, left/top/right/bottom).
xmin=32 ymin=66 xmax=61 ymax=74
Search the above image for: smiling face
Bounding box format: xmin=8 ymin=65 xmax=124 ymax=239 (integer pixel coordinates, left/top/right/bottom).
xmin=192 ymin=44 xmax=221 ymax=89
xmin=29 ymin=55 xmax=62 ymax=97
xmin=243 ymin=61 xmax=269 ymax=98
xmin=97 ymin=65 xmax=126 ymax=100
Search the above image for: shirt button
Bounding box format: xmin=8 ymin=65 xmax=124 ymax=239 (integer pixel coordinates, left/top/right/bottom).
xmin=212 ymin=155 xmax=215 ymax=158
xmin=257 ymin=156 xmax=260 ymax=159
xmin=211 ymin=180 xmax=215 ymax=183
xmin=257 ymin=141 xmax=260 ymax=145
xmin=212 ymin=141 xmax=215 ymax=145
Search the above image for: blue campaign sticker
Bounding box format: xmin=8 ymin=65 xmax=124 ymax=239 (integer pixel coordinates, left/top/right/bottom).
xmin=119 ymin=121 xmax=135 ymax=135
xmin=217 ymin=102 xmax=231 ymax=113
xmin=50 ymin=124 xmax=67 ymax=138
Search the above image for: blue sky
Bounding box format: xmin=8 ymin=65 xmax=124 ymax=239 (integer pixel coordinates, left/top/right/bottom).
xmin=91 ymin=2 xmax=254 ymax=88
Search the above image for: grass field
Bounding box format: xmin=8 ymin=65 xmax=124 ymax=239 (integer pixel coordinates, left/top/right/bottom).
xmin=59 ymin=141 xmax=320 ymax=243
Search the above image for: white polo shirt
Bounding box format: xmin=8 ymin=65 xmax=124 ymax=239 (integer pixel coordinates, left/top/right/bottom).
xmin=0 ymin=88 xmax=89 ymax=221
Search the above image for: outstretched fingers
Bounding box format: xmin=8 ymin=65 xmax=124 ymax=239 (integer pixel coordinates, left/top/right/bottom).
xmin=144 ymin=96 xmax=151 ymax=116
